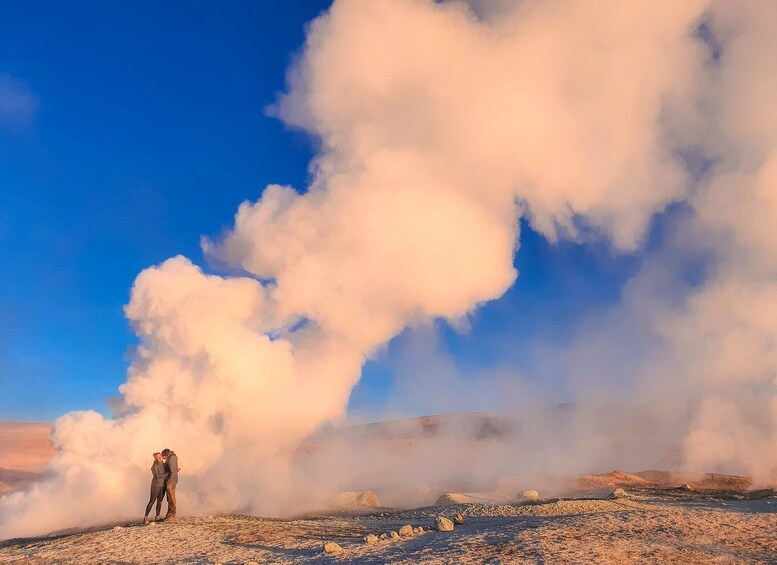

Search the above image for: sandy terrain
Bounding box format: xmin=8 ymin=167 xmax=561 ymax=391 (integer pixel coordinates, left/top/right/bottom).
xmin=1 ymin=488 xmax=774 ymax=564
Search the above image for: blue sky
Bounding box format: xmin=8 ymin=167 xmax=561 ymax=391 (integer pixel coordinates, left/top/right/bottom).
xmin=1 ymin=2 xmax=659 ymax=422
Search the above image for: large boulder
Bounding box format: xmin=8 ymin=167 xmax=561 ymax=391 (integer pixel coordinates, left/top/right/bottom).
xmin=435 ymin=516 xmax=454 ymax=532
xmin=519 ymin=490 xmax=540 ymax=501
xmin=328 ymin=490 xmax=380 ymax=510
xmin=364 ymin=534 xmax=378 ymax=544
xmin=398 ymin=524 xmax=413 ymax=536
xmin=435 ymin=492 xmax=513 ymax=505
xmin=577 ymin=471 xmax=650 ymax=490
xmin=697 ymin=473 xmax=753 ymax=490
xmin=611 ymin=488 xmax=628 ymax=498
xmin=323 ymin=542 xmax=343 ymax=554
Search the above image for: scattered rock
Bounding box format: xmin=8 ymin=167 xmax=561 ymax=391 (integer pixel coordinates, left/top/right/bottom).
xmin=611 ymin=488 xmax=628 ymax=498
xmin=146 ymin=521 xmax=156 ymax=528
xmin=520 ymin=490 xmax=541 ymax=501
xmin=454 ymin=513 xmax=465 ymax=524
xmin=379 ymin=533 xmax=388 ymax=540
xmin=389 ymin=530 xmax=400 ymax=540
xmin=679 ymin=483 xmax=693 ymax=491
xmin=417 ymin=527 xmax=425 ymax=533
xmin=112 ymin=526 xmax=122 ymax=531
xmin=364 ymin=534 xmax=378 ymax=544
xmin=436 ymin=515 xmax=454 ymax=532
xmin=323 ymin=541 xmax=343 ymax=554
xmin=398 ymin=524 xmax=413 ymax=536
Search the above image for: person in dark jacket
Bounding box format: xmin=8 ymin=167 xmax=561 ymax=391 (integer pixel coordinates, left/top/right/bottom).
xmin=161 ymin=448 xmax=179 ymax=521
xmin=143 ymin=452 xmax=167 ymax=523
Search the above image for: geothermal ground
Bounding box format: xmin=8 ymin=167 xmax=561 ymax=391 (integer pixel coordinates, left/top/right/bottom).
xmin=0 ymin=489 xmax=775 ymax=564
xmin=2 ymin=420 xmax=776 ymax=563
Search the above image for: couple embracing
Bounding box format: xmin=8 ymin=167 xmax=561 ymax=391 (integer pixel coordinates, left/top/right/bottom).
xmin=143 ymin=448 xmax=179 ymax=523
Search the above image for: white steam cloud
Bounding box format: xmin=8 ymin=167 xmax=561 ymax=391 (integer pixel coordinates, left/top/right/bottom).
xmin=2 ymin=0 xmax=776 ymax=539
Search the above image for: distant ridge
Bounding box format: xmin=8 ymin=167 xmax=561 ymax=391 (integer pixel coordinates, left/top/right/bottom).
xmin=309 ymin=412 xmax=518 ymax=442
xmin=0 ymin=422 xmax=55 ymax=473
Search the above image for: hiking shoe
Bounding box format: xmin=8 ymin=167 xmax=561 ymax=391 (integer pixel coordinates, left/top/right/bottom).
xmin=154 ymin=515 xmax=161 ymax=522
xmin=143 ymin=516 xmax=149 ymax=524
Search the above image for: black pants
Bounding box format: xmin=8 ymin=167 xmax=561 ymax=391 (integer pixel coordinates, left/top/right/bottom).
xmin=145 ymin=483 xmax=165 ymax=517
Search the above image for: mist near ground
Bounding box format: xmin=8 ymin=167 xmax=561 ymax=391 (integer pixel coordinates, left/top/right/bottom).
xmin=2 ymin=0 xmax=776 ymax=540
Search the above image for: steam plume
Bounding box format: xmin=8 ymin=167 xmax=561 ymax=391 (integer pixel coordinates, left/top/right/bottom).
xmin=3 ymin=0 xmax=776 ymax=539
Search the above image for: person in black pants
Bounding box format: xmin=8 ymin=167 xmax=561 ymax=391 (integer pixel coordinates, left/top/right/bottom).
xmin=143 ymin=452 xmax=167 ymax=523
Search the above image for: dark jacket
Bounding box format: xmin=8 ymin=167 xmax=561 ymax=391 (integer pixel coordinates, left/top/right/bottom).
xmin=165 ymin=452 xmax=179 ymax=484
xmin=151 ymin=460 xmax=167 ymax=488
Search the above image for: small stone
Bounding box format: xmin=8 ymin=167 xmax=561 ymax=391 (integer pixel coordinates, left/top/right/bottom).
xmin=364 ymin=534 xmax=378 ymax=544
xmin=323 ymin=541 xmax=343 ymax=554
xmin=112 ymin=526 xmax=122 ymax=531
xmin=398 ymin=524 xmax=413 ymax=536
xmin=680 ymin=483 xmax=693 ymax=490
xmin=454 ymin=513 xmax=465 ymax=525
xmin=146 ymin=521 xmax=156 ymax=527
xmin=389 ymin=530 xmax=400 ymax=540
xmin=435 ymin=515 xmax=454 ymax=532
xmin=520 ymin=490 xmax=540 ymax=501
xmin=611 ymin=488 xmax=628 ymax=498
xmin=379 ymin=533 xmax=388 ymax=540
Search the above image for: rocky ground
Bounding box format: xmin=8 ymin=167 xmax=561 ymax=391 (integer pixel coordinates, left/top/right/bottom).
xmin=1 ymin=488 xmax=775 ymax=564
